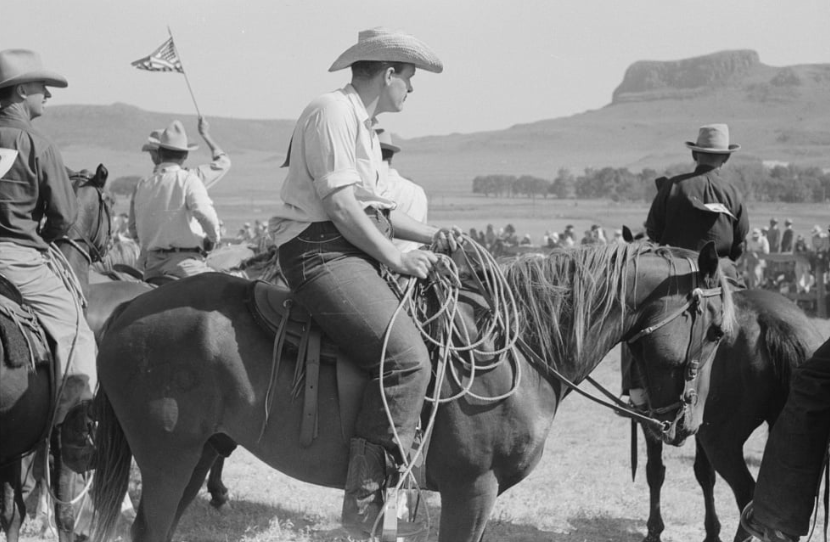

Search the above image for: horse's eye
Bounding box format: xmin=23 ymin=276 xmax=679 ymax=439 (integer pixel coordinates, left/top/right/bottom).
xmin=707 ymin=326 xmax=724 ymax=341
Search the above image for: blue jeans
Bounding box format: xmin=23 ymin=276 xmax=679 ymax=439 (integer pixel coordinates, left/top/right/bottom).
xmin=278 ymin=212 xmax=430 ymax=461
xmin=754 ymin=338 xmax=830 ymax=536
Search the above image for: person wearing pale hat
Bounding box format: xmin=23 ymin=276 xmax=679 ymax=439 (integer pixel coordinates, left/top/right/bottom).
xmin=645 ymin=123 xmax=748 ymax=262
xmin=623 ymin=124 xmax=750 ymax=408
xmin=268 ymin=27 xmax=458 ymax=538
xmin=142 ymin=116 xmax=231 ymax=191
xmin=0 ymin=49 xmax=99 ymax=454
xmin=745 ymin=227 xmax=770 ymax=288
xmin=129 ymin=120 xmax=221 ymax=282
xmin=375 ymin=128 xmax=429 ymax=253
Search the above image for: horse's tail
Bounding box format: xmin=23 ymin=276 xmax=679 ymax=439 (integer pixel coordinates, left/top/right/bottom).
xmin=89 ymin=386 xmax=132 ymax=542
xmin=759 ymin=310 xmax=815 ymax=410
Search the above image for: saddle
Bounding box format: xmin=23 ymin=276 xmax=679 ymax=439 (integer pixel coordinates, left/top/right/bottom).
xmin=245 ymin=280 xmax=367 ymax=447
xmin=0 ymin=274 xmax=51 ymax=370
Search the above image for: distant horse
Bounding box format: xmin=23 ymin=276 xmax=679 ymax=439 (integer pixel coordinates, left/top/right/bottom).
xmin=89 ymin=242 xmax=735 ymax=542
xmin=0 ymin=165 xmax=111 ymax=542
xmin=633 ymin=288 xmax=823 ymax=542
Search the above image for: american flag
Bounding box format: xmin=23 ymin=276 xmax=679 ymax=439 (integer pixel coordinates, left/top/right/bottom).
xmin=131 ymin=37 xmax=183 ymax=73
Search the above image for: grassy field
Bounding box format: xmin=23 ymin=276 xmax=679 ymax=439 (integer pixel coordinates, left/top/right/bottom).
xmin=109 ymin=188 xmax=830 ymax=250
xmin=9 ymin=192 xmax=830 ymax=542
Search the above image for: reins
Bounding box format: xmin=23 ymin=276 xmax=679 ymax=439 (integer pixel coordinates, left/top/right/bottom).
xmin=625 ymin=258 xmax=724 ymax=438
xmin=515 ymin=253 xmax=725 ymax=439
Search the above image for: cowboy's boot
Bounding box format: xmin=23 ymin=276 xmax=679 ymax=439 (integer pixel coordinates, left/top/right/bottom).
xmin=341 ymin=438 xmax=424 ymax=539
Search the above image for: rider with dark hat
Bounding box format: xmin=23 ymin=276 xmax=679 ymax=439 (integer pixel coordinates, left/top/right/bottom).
xmin=0 ymin=49 xmax=97 ymax=455
xmin=624 ymin=124 xmax=749 ymax=408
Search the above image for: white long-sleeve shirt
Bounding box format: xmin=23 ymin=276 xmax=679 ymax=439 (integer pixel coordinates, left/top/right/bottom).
xmin=129 ymin=162 xmax=221 ymax=252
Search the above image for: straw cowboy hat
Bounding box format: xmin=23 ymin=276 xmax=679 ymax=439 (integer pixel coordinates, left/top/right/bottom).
xmin=686 ymin=124 xmax=740 ymax=154
xmin=376 ymin=129 xmax=401 ymax=154
xmin=329 ymin=27 xmax=443 ymax=73
xmin=0 ymin=49 xmax=67 ymax=90
xmin=157 ymin=120 xmax=198 ymax=152
xmin=141 ymin=129 xmax=163 ymax=152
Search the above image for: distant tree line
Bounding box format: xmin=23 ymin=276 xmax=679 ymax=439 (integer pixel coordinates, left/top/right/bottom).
xmin=471 ymin=162 xmax=830 ymax=203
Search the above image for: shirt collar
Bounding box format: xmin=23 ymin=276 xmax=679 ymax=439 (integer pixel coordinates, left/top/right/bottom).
xmin=154 ymin=162 xmax=182 ymax=174
xmin=0 ymin=103 xmax=33 ymax=126
xmin=694 ymin=164 xmax=718 ymax=175
xmin=343 ymin=84 xmax=378 ymax=131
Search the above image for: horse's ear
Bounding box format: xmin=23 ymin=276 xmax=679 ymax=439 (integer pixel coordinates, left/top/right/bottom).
xmin=698 ymin=242 xmax=719 ymax=281
xmin=92 ymin=164 xmax=109 ymax=188
xmin=622 ymin=225 xmax=633 ymax=243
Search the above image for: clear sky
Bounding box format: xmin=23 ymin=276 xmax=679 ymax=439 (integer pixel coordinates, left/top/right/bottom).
xmin=5 ymin=0 xmax=829 ymax=138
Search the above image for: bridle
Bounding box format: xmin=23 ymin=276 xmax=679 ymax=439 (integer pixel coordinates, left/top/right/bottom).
xmin=515 ymin=257 xmax=726 ymax=439
xmin=55 ymin=176 xmax=112 ymax=264
xmin=624 ymin=257 xmax=724 ymax=439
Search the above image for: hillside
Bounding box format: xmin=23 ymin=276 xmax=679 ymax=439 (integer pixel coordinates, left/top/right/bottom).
xmin=45 ymin=49 xmax=830 ymax=197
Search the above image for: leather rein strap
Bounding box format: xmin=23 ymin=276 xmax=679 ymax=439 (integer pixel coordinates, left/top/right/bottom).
xmin=517 ymin=260 xmax=724 ymax=436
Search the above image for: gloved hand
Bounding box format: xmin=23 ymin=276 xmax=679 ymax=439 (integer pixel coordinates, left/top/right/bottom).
xmin=203 ymin=237 xmax=216 ymax=253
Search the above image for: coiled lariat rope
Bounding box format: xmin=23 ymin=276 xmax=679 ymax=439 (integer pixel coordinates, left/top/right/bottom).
xmin=374 ymin=234 xmax=522 ymax=534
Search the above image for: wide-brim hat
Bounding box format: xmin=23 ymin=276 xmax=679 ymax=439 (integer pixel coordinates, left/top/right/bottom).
xmin=375 ymin=129 xmax=401 ymax=154
xmin=811 ymin=225 xmax=823 ymax=235
xmin=0 ymin=49 xmax=67 ymax=90
xmin=141 ymin=129 xmax=163 ymax=152
xmin=157 ymin=120 xmax=198 ymax=152
xmin=329 ymin=27 xmax=443 ymax=73
xmin=686 ymin=124 xmax=740 ymax=154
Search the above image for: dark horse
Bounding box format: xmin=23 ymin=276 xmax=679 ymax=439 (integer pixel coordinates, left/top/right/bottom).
xmin=633 ymin=288 xmax=823 ymax=542
xmin=89 ymin=242 xmax=736 ymax=542
xmin=0 ymin=165 xmax=111 ymax=542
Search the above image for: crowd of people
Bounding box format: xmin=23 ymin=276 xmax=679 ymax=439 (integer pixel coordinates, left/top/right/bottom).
xmin=740 ymin=217 xmax=830 ymax=295
xmin=0 ymin=31 xmax=827 ymax=541
xmin=466 ymin=222 xmax=628 ymax=257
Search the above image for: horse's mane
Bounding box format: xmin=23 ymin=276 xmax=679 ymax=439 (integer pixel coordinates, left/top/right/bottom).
xmin=503 ymin=243 xmax=635 ymax=373
xmin=502 ymin=242 xmax=735 ymax=376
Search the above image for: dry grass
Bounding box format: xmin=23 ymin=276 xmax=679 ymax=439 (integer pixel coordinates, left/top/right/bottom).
xmin=11 ymin=320 xmax=830 ymax=541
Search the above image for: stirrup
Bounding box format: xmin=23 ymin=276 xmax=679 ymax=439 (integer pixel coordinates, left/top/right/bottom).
xmin=379 ymin=487 xmax=426 ymax=541
xmin=740 ymin=503 xmax=798 ymax=542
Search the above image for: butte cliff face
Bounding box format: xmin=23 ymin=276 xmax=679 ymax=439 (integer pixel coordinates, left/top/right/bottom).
xmin=612 ymin=50 xmax=762 ymax=103
xmin=609 ymin=49 xmax=830 ymax=107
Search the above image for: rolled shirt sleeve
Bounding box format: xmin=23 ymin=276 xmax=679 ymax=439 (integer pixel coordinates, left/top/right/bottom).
xmin=304 ymin=100 xmax=362 ymax=200
xmin=193 ymin=153 xmax=232 ymax=191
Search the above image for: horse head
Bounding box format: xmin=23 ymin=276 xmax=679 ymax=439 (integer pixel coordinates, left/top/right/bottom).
xmin=61 ymin=164 xmax=112 ymax=265
xmin=625 ymin=241 xmax=734 ymax=446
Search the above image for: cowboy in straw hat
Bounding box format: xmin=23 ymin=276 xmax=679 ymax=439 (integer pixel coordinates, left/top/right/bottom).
xmin=129 ymin=120 xmax=222 ymax=283
xmin=375 ymin=128 xmax=428 ymax=253
xmin=0 ymin=49 xmax=99 ymax=457
xmin=622 ymin=124 xmax=750 ymax=408
xmin=269 ymin=27 xmax=458 ymax=538
xmin=142 ymin=117 xmax=231 ymax=191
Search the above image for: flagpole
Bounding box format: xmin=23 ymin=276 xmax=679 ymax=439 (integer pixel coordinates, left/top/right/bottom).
xmin=167 ymin=26 xmax=202 ymax=118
